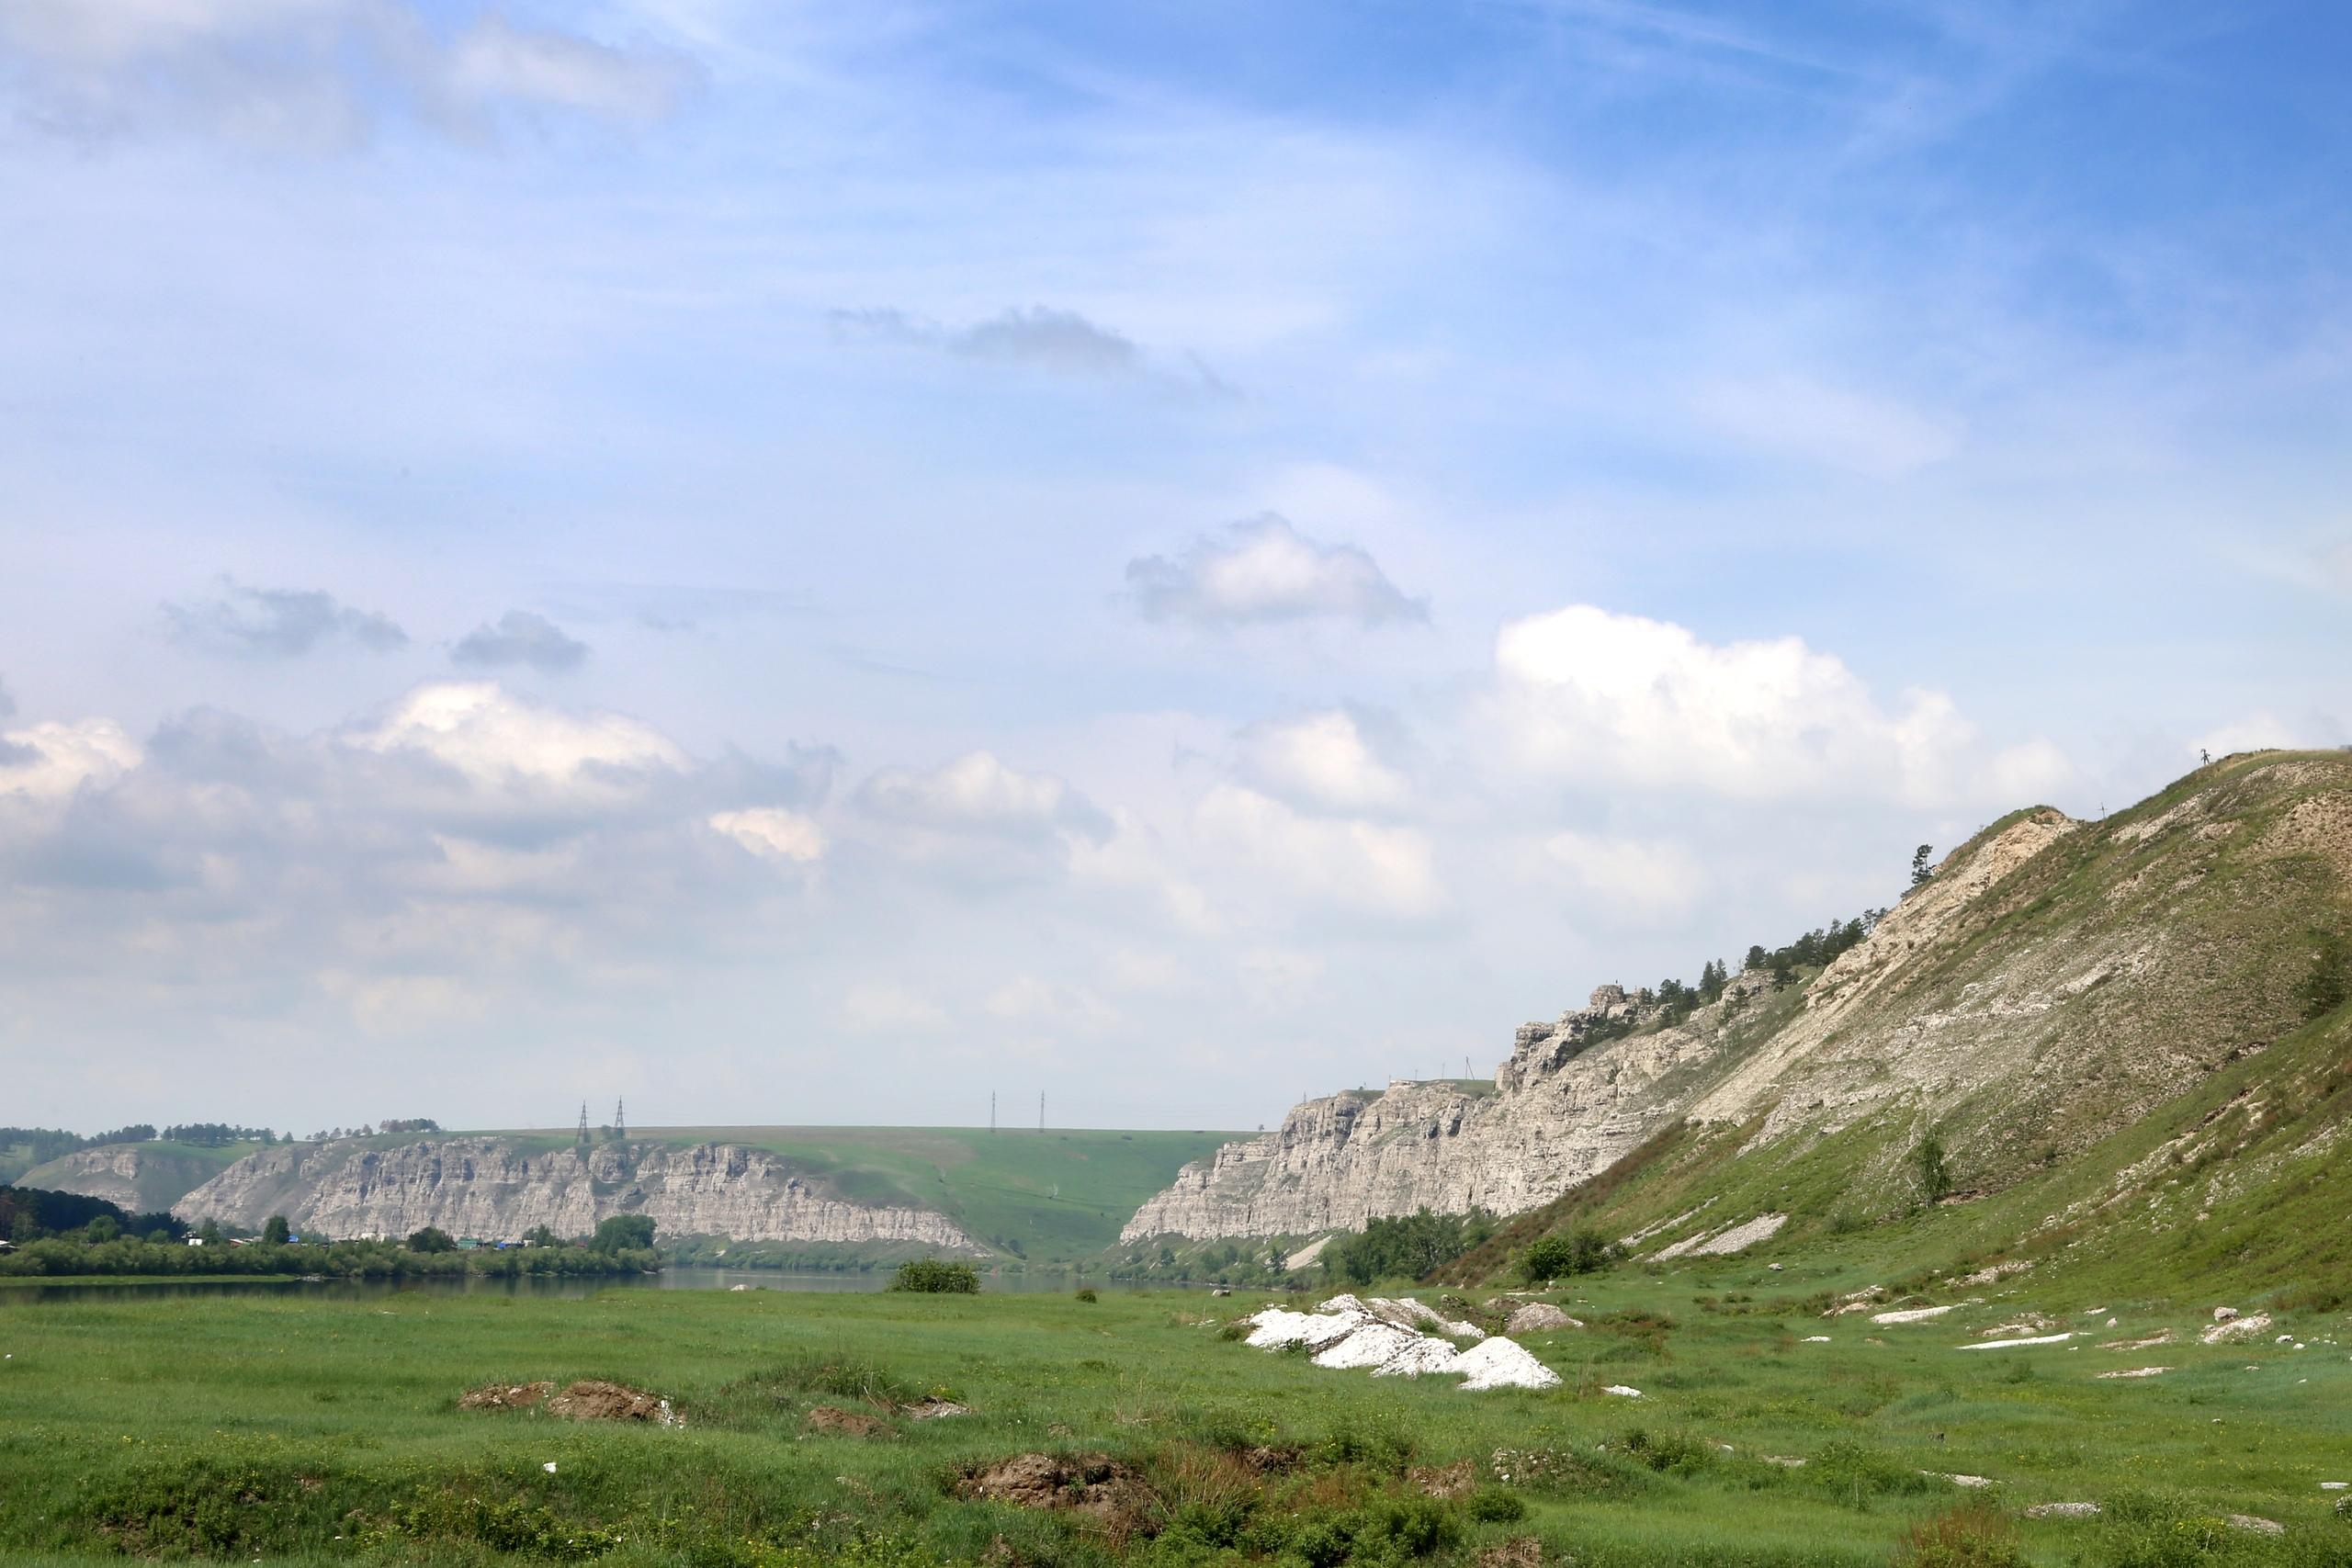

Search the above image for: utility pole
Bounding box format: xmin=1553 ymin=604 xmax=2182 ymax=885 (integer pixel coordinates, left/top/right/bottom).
xmin=989 ymin=1092 xmax=996 ymax=1134
xmin=1038 ymin=1091 xmax=1045 ymax=1134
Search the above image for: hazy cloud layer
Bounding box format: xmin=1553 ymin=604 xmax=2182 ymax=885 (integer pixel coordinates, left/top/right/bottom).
xmin=0 ymin=0 xmax=700 ymax=149
xmin=1127 ymin=516 xmax=1427 ymax=629
xmin=452 ymin=611 xmax=590 ymax=673
xmin=163 ymin=581 xmax=408 ymax=659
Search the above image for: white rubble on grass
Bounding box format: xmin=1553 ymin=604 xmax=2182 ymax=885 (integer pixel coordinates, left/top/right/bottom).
xmin=1802 ymin=1336 xmax=1832 ymax=1343
xmin=1315 ymin=1322 xmax=1431 ymax=1370
xmin=2213 ymin=1306 xmax=2240 ymax=1323
xmin=1246 ymin=1308 xmax=1365 ymax=1351
xmin=1452 ymin=1336 xmax=1564 ymax=1391
xmin=2226 ymin=1516 xmax=2284 ymax=1537
xmin=2321 ymin=1483 xmax=2348 ymax=1491
xmin=1372 ymin=1336 xmax=1466 ymax=1378
xmin=1873 ymin=1302 xmax=1970 ymax=1325
xmin=1600 ymin=1384 xmax=1644 ymax=1398
xmin=1925 ymin=1472 xmax=1995 ymax=1488
xmin=2200 ymin=1312 xmax=2273 ymax=1345
xmin=2025 ymin=1503 xmax=2100 ymax=1519
xmin=1959 ymin=1332 xmax=2073 ymax=1350
xmin=1690 ymin=1213 xmax=1788 ymax=1256
xmin=2096 ymin=1367 xmax=2170 ymax=1379
xmin=1319 ymin=1293 xmax=1371 ymax=1314
xmin=1367 ymin=1296 xmax=1485 ymax=1337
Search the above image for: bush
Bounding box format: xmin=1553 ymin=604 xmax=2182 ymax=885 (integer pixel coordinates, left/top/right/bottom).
xmin=404 ymin=1226 xmax=457 ymax=1254
xmin=1464 ymin=1488 xmax=1526 ymax=1523
xmin=590 ymin=1213 xmax=657 ymax=1253
xmin=1895 ymin=1504 xmax=2021 ymax=1568
xmin=888 ymin=1258 xmax=979 ymax=1293
xmin=1075 ymin=1287 xmax=1098 ymax=1303
xmin=1521 ymin=1228 xmax=1615 ymax=1283
xmin=1323 ymin=1208 xmax=1494 ymax=1285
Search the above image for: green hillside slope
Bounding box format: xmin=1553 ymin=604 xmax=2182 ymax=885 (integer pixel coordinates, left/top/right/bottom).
xmin=19 ymin=1141 xmax=266 ymax=1213
xmin=1451 ymin=748 xmax=2352 ymax=1303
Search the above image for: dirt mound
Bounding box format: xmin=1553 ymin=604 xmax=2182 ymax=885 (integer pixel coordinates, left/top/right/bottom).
xmin=959 ymin=1452 xmax=1153 ymax=1529
xmin=905 ymin=1395 xmax=972 ymax=1420
xmin=807 ymin=1404 xmax=894 ymax=1438
xmin=1414 ymin=1459 xmax=1476 ymax=1498
xmin=460 ymin=1382 xmax=552 ymax=1411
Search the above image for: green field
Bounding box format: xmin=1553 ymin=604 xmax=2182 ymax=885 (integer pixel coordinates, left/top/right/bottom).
xmin=4 ymin=1257 xmax=2348 ymax=1567
xmin=15 ymin=1141 xmax=266 ymax=1212
xmin=481 ymin=1126 xmax=1238 ymax=1266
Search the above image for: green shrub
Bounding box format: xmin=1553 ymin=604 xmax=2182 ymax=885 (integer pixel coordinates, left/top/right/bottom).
xmin=1075 ymin=1287 xmax=1099 ymax=1303
xmin=888 ymin=1258 xmax=979 ymax=1293
xmin=1464 ymin=1487 xmax=1526 ymax=1523
xmin=1521 ymin=1228 xmax=1616 ymax=1282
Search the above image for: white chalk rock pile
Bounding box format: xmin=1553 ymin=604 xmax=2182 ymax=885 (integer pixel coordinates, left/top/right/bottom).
xmin=1242 ymin=1296 xmax=1561 ymax=1391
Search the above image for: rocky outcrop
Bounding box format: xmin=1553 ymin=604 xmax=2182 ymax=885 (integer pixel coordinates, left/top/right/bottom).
xmin=1124 ymin=810 xmax=2095 ymax=1243
xmin=175 ymin=1137 xmax=983 ymax=1251
xmin=1122 ymin=984 xmax=1745 ymax=1241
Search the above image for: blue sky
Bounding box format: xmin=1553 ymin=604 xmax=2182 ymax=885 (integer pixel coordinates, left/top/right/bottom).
xmin=1 ymin=0 xmax=2346 ymax=1134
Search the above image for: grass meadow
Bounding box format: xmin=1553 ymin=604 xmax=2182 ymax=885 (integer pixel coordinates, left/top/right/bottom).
xmin=3 ymin=1263 xmax=2349 ymax=1567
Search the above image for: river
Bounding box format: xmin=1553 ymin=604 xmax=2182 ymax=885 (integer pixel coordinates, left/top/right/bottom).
xmin=0 ymin=1266 xmax=1196 ymax=1304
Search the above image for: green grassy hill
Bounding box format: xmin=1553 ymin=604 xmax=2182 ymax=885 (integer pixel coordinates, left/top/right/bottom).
xmin=18 ymin=1141 xmax=266 ymax=1214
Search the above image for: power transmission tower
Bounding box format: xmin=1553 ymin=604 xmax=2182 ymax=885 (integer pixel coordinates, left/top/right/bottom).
xmin=1038 ymin=1092 xmax=1045 ymax=1134
xmin=989 ymin=1092 xmax=996 ymax=1134
xmin=614 ymin=1099 xmax=626 ymax=1140
xmin=577 ymin=1102 xmax=589 ymax=1146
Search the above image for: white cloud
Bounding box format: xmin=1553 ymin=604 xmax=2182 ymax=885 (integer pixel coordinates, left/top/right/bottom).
xmin=443 ymin=17 xmax=695 ymax=125
xmin=1691 ymin=375 xmax=1962 ymax=477
xmin=452 ymin=611 xmax=590 ymax=673
xmin=1235 ymin=709 xmax=1411 ymax=814
xmin=346 ymin=682 xmax=685 ymax=795
xmin=1126 ymin=515 xmax=1427 ymax=629
xmin=1543 ymin=830 xmax=1707 ymax=919
xmin=0 ymin=717 xmax=143 ymax=804
xmin=2188 ymin=712 xmax=2323 ymax=761
xmin=858 ymin=750 xmax=1106 ymax=840
xmin=708 ymin=806 xmax=826 ymax=863
xmin=1489 ymin=604 xmax=2064 ymax=807
xmin=1193 ymin=784 xmax=1443 ymax=920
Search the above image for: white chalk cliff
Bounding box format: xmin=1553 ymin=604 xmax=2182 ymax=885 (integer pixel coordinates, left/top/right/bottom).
xmin=175 ymin=1136 xmax=984 ymax=1250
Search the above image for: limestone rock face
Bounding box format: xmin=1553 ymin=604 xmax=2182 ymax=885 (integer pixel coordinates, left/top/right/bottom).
xmin=174 ymin=1137 xmax=983 ymax=1251
xmin=1121 ymin=995 xmax=1736 ymax=1241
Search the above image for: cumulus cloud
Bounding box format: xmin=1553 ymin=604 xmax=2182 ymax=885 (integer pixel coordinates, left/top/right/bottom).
xmin=1235 ymin=709 xmax=1411 ymax=814
xmin=1193 ymin=784 xmax=1443 ymax=920
xmin=1127 ymin=515 xmax=1426 ymax=629
xmin=857 ymin=751 xmax=1108 ymax=841
xmin=452 ymin=610 xmax=591 ymax=673
xmin=0 ymin=716 xmax=143 ymax=802
xmin=163 ymin=581 xmax=408 ymax=659
xmin=0 ymin=0 xmax=700 ymax=150
xmin=347 ymin=682 xmax=684 ymax=796
xmin=708 ymin=806 xmax=826 ymax=864
xmin=1544 ymin=830 xmax=1708 ymax=919
xmin=2188 ymin=711 xmax=2336 ymax=761
xmin=1489 ymin=604 xmax=2068 ymax=806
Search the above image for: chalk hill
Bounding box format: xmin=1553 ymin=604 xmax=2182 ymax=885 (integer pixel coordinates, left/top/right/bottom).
xmin=1127 ymin=750 xmax=2352 ymax=1293
xmin=158 ymin=1125 xmax=1232 ymax=1263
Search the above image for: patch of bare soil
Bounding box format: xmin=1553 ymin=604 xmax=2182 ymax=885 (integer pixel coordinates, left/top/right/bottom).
xmin=806 ymin=1404 xmax=894 ymax=1438
xmin=958 ymin=1453 xmax=1155 ymax=1533
xmin=1479 ymin=1537 xmax=1545 ymax=1568
xmin=904 ymin=1395 xmax=972 ymax=1420
xmin=459 ymin=1382 xmax=552 ymax=1412
xmin=1414 ymin=1460 xmax=1476 ymax=1498
xmin=546 ymin=1380 xmax=682 ymax=1425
